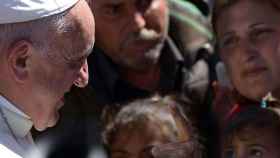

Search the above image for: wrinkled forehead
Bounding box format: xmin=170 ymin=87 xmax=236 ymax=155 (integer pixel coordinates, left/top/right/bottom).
xmin=64 ymin=39 xmax=94 ymax=62
xmin=50 ymin=30 xmax=94 ymax=64
xmin=60 ymin=28 xmax=94 ymax=61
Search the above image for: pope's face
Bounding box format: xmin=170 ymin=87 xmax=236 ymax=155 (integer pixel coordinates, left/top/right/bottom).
xmin=216 ymin=0 xmax=280 ymax=100
xmin=89 ymin=0 xmax=169 ymax=71
xmin=28 ymin=0 xmax=95 ymax=131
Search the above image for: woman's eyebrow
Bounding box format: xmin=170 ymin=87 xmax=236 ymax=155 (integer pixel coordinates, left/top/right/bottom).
xmin=249 ymin=22 xmax=266 ymax=29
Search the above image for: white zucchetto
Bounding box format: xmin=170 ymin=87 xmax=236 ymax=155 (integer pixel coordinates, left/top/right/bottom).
xmin=0 ymin=0 xmax=79 ymax=24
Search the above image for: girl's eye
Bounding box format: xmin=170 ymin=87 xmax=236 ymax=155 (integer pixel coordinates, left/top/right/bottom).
xmin=224 ymin=148 xmax=235 ymax=158
xmin=249 ymin=147 xmax=264 ymax=158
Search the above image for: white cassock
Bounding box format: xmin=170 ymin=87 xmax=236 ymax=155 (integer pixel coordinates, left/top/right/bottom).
xmin=0 ymin=95 xmax=34 ymax=158
xmin=0 ymin=0 xmax=81 ymax=157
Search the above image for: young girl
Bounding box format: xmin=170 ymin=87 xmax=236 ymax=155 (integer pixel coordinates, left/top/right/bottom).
xmin=221 ymin=106 xmax=280 ymax=158
xmin=102 ymin=95 xmax=203 ymax=158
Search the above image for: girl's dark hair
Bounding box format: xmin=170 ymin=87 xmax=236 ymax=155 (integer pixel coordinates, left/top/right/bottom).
xmin=224 ymin=106 xmax=280 ymax=140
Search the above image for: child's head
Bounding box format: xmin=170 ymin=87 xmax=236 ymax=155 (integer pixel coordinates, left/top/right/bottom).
xmin=103 ymin=95 xmax=201 ymax=158
xmin=222 ymin=107 xmax=280 ymax=158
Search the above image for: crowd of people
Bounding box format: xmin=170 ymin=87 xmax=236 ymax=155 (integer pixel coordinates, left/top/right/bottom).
xmin=0 ymin=0 xmax=280 ymax=158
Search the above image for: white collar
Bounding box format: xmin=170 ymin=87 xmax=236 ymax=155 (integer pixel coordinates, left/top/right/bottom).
xmin=0 ymin=95 xmax=33 ymax=138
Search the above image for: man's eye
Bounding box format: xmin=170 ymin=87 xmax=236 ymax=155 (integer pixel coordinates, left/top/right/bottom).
xmin=105 ymin=4 xmax=122 ymax=16
xmin=67 ymin=62 xmax=79 ymax=69
xmin=67 ymin=61 xmax=83 ymax=70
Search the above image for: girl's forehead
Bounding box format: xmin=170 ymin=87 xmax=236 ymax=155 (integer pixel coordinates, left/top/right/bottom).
xmin=224 ymin=126 xmax=278 ymax=146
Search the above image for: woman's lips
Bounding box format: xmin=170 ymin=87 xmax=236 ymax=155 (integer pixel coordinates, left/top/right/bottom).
xmin=242 ymin=67 xmax=268 ymax=78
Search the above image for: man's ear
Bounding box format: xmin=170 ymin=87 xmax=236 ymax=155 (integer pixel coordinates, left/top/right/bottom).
xmin=7 ymin=40 xmax=32 ymax=83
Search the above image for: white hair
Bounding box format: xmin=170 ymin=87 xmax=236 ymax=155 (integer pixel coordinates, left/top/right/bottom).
xmin=0 ymin=9 xmax=74 ymax=54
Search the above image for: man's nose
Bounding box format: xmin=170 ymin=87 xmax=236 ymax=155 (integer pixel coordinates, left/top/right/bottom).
xmin=74 ymin=60 xmax=89 ymax=88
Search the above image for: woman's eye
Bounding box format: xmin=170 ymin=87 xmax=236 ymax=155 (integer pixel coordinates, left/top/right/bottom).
xmin=251 ymin=28 xmax=274 ymax=40
xmin=104 ymin=4 xmax=122 ymax=17
xmin=219 ymin=36 xmax=237 ymax=49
